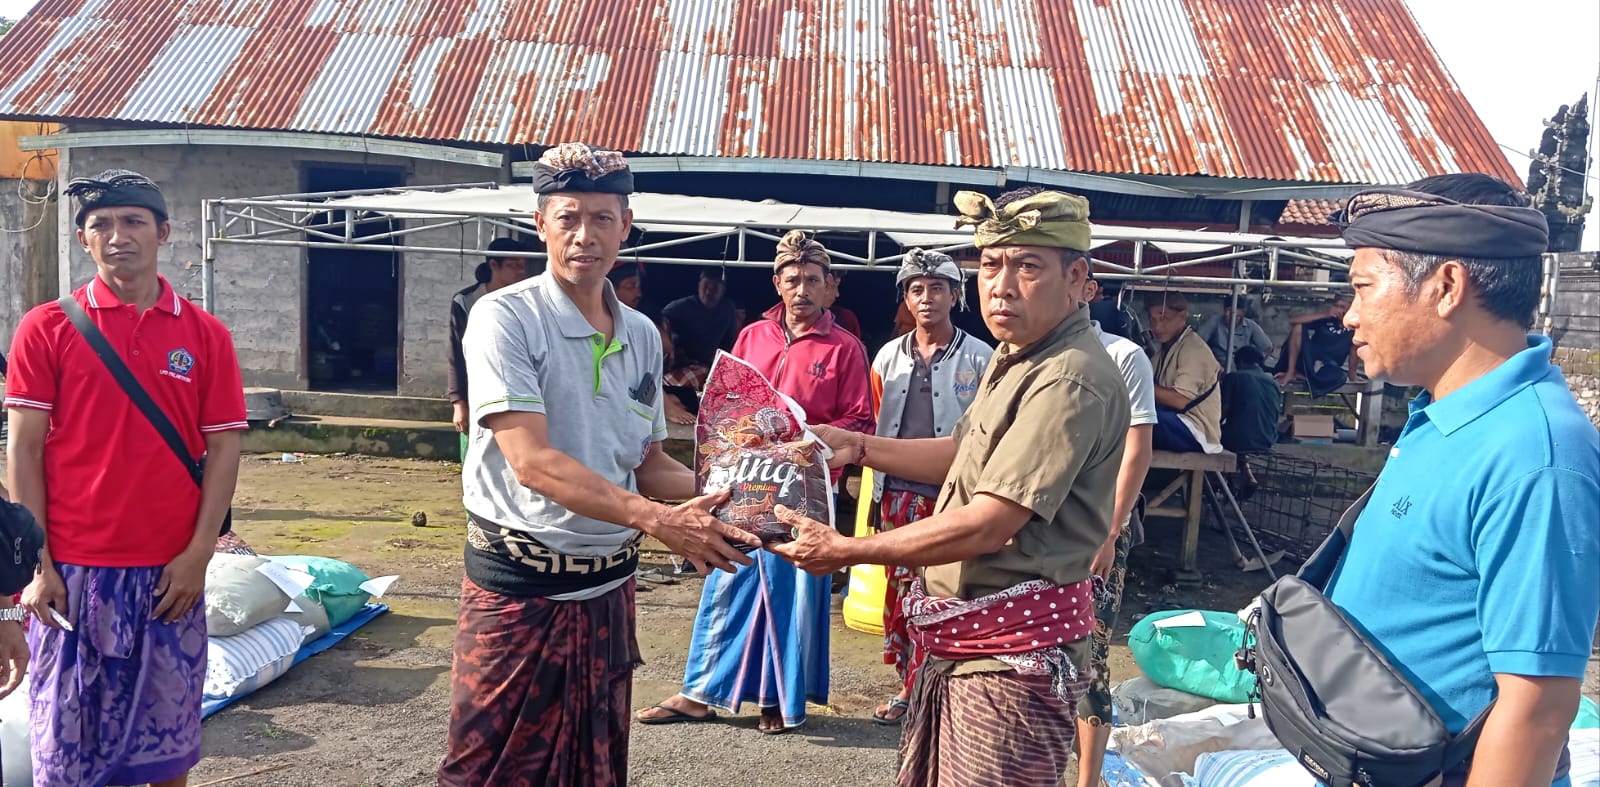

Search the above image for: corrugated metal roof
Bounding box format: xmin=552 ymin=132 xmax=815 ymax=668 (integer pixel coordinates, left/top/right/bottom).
xmin=0 ymin=0 xmax=1517 ymax=185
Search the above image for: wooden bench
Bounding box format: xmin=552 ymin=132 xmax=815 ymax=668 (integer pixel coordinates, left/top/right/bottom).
xmin=1146 ymin=449 xmax=1238 ymax=580
xmin=1281 ymin=377 xmax=1387 ymax=446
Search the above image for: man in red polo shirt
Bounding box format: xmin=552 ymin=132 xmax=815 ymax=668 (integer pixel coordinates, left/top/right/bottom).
xmin=4 ymin=169 xmax=246 ymax=787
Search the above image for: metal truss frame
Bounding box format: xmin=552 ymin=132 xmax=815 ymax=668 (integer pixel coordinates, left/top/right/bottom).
xmin=201 ymin=182 xmax=1371 ymax=312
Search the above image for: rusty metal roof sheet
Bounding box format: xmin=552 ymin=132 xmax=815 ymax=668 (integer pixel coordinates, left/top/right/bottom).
xmin=0 ymin=0 xmax=1517 ymax=185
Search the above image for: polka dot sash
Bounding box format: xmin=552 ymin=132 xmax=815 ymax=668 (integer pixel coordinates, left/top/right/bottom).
xmin=902 ymin=577 xmax=1097 ymax=662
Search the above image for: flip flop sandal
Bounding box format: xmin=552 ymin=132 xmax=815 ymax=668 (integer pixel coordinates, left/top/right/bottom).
xmin=872 ymin=697 xmax=910 ymax=726
xmin=636 ymin=704 xmax=718 ymax=725
xmin=635 ymin=567 xmax=678 ymax=586
xmin=758 ymin=716 xmax=799 ymax=735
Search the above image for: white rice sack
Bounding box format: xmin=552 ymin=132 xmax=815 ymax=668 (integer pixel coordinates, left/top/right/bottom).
xmin=204 ymin=618 xmax=310 ymax=699
xmin=205 ymin=553 xmax=291 ymax=637
xmin=280 ymin=593 xmax=332 ymax=640
xmin=1109 ymin=704 xmax=1281 ymax=782
xmin=0 ymin=674 xmax=31 ymax=786
xmin=1571 ymin=725 xmax=1599 ymax=787
xmin=1193 ymin=749 xmax=1319 ymax=787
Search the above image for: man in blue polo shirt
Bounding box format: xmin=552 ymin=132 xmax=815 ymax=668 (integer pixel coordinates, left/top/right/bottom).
xmin=1327 ymin=173 xmax=1599 ymax=786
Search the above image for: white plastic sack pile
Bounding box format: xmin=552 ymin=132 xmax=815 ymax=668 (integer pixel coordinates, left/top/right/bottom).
xmin=1192 ymin=749 xmax=1319 ymax=787
xmin=1108 ymin=704 xmax=1280 ymax=784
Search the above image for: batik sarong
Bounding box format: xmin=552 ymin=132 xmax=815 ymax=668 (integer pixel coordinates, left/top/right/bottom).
xmin=680 ymin=549 xmax=830 ymax=728
xmin=27 ymin=563 xmax=206 ymax=787
xmin=663 ymin=363 xmax=709 ymax=391
xmin=1079 ymin=515 xmax=1136 ymax=725
xmin=439 ymin=576 xmax=640 ymax=787
xmin=897 ymin=662 xmax=1092 ymax=787
xmin=879 ymin=489 xmax=935 ymax=693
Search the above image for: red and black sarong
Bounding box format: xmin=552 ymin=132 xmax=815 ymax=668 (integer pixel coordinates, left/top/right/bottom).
xmin=438 ymin=576 xmax=641 ymax=787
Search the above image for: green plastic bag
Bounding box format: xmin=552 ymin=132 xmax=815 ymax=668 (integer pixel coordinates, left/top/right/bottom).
xmin=1576 ymin=696 xmax=1598 ymax=730
xmin=1127 ymin=609 xmax=1258 ymax=703
xmin=269 ymin=556 xmax=372 ymax=628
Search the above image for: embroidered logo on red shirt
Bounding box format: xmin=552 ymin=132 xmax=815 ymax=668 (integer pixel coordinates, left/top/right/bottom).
xmin=164 ymin=348 xmax=195 ymax=382
xmin=167 ymin=348 xmax=195 ymax=374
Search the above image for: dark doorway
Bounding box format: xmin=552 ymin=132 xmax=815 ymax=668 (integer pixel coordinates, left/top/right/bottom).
xmin=304 ymin=165 xmax=404 ymax=392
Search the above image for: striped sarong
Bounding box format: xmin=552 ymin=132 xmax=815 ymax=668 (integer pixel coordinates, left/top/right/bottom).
xmin=897 ymin=663 xmax=1091 ymax=787
xmin=680 ymin=549 xmax=831 ymax=729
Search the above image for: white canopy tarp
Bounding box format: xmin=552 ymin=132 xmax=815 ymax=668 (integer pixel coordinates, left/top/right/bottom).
xmin=274 ymin=186 xmax=1350 ymax=258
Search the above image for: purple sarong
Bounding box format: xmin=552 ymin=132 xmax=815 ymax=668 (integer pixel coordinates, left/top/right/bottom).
xmin=27 ymin=563 xmax=206 ymax=787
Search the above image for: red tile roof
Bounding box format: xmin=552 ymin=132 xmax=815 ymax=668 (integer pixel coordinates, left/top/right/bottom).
xmin=1279 ymin=198 xmax=1343 ymax=226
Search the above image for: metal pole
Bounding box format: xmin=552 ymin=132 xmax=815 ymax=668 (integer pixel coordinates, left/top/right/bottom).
xmin=202 ymin=200 xmax=221 ymax=311
xmin=1225 ymin=278 xmax=1240 ymax=372
xmin=1209 ymin=471 xmax=1279 ymax=580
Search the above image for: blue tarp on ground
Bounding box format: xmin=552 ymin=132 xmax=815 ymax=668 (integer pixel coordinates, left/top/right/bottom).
xmin=201 ymin=602 xmax=390 ymax=719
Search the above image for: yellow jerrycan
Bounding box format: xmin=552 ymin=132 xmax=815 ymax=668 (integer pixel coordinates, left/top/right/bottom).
xmin=843 ymin=468 xmax=887 ymax=636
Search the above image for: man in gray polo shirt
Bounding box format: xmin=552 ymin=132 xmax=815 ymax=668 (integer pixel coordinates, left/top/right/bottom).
xmin=438 ymin=143 xmax=758 ymax=787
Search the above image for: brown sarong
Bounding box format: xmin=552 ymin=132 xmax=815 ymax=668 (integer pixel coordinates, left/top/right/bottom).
xmin=897 ymin=661 xmax=1090 ymax=787
xmin=438 ymin=576 xmax=641 ymax=787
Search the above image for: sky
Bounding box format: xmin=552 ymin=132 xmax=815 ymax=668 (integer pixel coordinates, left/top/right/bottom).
xmin=0 ymin=0 xmax=1596 ymax=248
xmin=1408 ymin=0 xmax=1600 ymax=250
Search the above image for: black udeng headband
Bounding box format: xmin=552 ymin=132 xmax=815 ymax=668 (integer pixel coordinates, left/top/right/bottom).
xmin=1333 ymin=188 xmax=1548 ymax=259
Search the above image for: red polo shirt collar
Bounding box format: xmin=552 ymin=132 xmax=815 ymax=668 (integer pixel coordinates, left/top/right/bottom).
xmin=84 ymin=274 xmax=182 ymax=316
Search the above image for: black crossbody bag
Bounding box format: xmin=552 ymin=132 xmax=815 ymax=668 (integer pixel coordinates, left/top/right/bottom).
xmin=58 ymin=296 xmax=233 ymax=536
xmin=1237 ymin=487 xmax=1569 ymax=786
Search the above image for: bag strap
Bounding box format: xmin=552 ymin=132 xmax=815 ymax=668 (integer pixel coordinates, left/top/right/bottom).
xmin=58 ymin=296 xmax=204 ymax=486
xmin=1296 ymin=482 xmax=1373 ymax=589
xmin=1176 ymin=381 xmax=1217 ymax=414
xmin=1295 ymin=481 xmax=1563 ymax=781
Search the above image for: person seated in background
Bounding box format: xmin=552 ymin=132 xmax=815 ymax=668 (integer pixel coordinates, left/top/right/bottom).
xmin=820 ymin=270 xmax=863 ymax=339
xmin=1145 ymin=293 xmax=1223 ymax=454
xmin=1087 ymin=277 xmax=1141 ymax=342
xmin=1220 ymin=346 xmax=1283 ymax=493
xmin=1198 ymin=300 xmax=1273 ymax=371
xmin=607 ymin=263 xmax=694 ymax=425
xmin=1274 ymin=295 xmax=1361 ymax=396
xmin=606 ymin=262 xmax=658 ymax=321
xmin=661 ymin=270 xmax=740 ymax=425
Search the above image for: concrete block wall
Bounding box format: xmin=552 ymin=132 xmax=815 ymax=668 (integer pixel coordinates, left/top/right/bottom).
xmin=54 ymin=130 xmax=500 ymax=395
xmin=397 ymin=157 xmax=525 ymax=398
xmin=2 ymin=186 xmax=35 ymax=351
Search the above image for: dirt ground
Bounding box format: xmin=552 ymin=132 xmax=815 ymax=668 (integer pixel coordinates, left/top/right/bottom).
xmin=188 ymin=455 xmax=1597 ymax=787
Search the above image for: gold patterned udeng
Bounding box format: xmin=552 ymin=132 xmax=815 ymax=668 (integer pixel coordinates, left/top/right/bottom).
xmin=954 ymin=190 xmax=1092 ymax=250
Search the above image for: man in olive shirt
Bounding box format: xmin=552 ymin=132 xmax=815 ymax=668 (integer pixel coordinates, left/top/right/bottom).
xmin=776 ymin=186 xmax=1130 ymax=787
